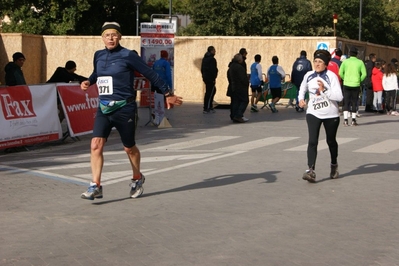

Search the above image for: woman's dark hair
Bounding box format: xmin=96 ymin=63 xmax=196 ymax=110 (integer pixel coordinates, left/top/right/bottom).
xmin=384 ymin=63 xmax=397 ymax=76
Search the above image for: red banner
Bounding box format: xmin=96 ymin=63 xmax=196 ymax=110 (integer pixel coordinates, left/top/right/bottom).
xmin=57 ymin=84 xmax=99 ymax=137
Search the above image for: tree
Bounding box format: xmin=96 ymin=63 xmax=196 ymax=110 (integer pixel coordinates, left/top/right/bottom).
xmin=0 ymin=0 xmax=91 ymax=35
xmin=179 ymin=0 xmax=399 ymax=47
xmin=0 ymin=0 xmax=188 ymax=35
xmin=1 ymin=0 xmax=399 ymax=47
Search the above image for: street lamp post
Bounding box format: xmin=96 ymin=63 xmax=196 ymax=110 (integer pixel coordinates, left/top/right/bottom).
xmin=134 ymin=0 xmax=144 ymax=36
xmin=359 ymin=0 xmax=363 ymax=41
xmin=169 ymin=0 xmax=172 ymax=23
xmin=333 ymin=13 xmax=338 ymax=37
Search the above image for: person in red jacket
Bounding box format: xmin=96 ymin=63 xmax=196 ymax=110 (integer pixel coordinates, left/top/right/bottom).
xmin=371 ymin=61 xmax=384 ymax=113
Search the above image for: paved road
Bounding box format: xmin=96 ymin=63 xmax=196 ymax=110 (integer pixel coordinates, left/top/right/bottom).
xmin=1 ymin=103 xmax=399 ymax=266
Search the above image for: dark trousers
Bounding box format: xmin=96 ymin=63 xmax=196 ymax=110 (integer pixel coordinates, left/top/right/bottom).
xmin=385 ymin=90 xmax=396 ymax=112
xmin=365 ymin=88 xmax=374 ymax=112
xmin=306 ymin=114 xmax=340 ymax=170
xmin=231 ymin=89 xmax=249 ymax=119
xmin=203 ymin=82 xmax=216 ymax=111
xmin=343 ymin=86 xmax=360 ymax=112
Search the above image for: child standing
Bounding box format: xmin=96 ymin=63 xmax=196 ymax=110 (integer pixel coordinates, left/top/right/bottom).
xmin=382 ymin=63 xmax=399 ymax=115
xmin=371 ymin=61 xmax=384 ymax=113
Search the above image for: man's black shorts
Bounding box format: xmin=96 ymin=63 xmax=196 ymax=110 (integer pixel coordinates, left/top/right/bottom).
xmin=93 ymin=102 xmax=137 ymax=148
xmin=270 ymin=87 xmax=282 ymax=99
xmin=250 ymin=85 xmax=262 ymax=93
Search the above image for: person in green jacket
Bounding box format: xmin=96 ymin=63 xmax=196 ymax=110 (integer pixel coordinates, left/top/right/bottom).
xmin=4 ymin=52 xmax=27 ymax=86
xmin=339 ymin=47 xmax=366 ymax=126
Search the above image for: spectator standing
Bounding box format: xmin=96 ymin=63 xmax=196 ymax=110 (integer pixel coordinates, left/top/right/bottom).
xmin=47 ymin=60 xmax=88 ymax=122
xmin=249 ymin=54 xmax=263 ymax=112
xmin=298 ymin=49 xmax=343 ymax=182
xmin=371 ymin=61 xmax=384 ymax=113
xmin=153 ymin=50 xmax=173 ymax=91
xmin=382 ymin=63 xmax=399 ymax=115
xmin=80 ymin=22 xmax=182 ymax=200
xmin=331 ymin=48 xmax=342 ymax=68
xmin=267 ymin=55 xmax=285 ymax=113
xmin=228 ymin=53 xmax=249 ymax=123
xmin=201 ymin=46 xmax=218 ymax=114
xmin=239 ymin=48 xmax=248 ymax=74
xmin=291 ymin=50 xmax=312 ymax=112
xmin=339 ymin=47 xmax=366 ymax=126
xmin=4 ymin=52 xmax=26 ymax=86
xmin=364 ymin=53 xmax=377 ymax=112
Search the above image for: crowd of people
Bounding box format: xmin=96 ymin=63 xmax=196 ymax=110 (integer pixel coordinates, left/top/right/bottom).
xmin=199 ymin=45 xmax=399 ymax=124
xmin=3 ymin=34 xmax=399 ymax=190
xmin=199 ymin=45 xmax=398 ymax=183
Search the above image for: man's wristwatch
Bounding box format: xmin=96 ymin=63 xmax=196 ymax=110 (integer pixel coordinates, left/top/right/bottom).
xmin=165 ymin=91 xmax=174 ymax=97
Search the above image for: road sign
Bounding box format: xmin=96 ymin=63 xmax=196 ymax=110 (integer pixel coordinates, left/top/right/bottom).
xmin=317 ymin=42 xmax=329 ymax=50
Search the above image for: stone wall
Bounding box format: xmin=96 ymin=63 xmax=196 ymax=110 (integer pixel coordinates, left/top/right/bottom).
xmin=1 ymin=34 xmax=398 ymax=103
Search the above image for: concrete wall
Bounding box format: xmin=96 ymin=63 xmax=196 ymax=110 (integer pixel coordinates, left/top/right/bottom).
xmin=1 ymin=34 xmax=398 ymax=103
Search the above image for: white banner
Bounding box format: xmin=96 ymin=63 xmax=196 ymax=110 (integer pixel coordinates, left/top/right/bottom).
xmin=0 ymin=84 xmax=62 ymax=149
xmin=153 ymin=92 xmax=165 ymax=125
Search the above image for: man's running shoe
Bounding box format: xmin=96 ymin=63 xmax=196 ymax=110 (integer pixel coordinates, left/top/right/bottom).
xmin=330 ymin=164 xmax=339 ymax=179
xmin=269 ymin=103 xmax=278 ymax=113
xmin=302 ymin=170 xmax=316 ymax=183
xmin=251 ymin=105 xmax=258 ymax=112
xmin=242 ymin=117 xmax=249 ymax=122
xmin=343 ymin=121 xmax=349 ymax=127
xmin=81 ymin=182 xmax=103 ymax=200
xmin=351 ymin=120 xmax=358 ymax=126
xmin=130 ymin=174 xmax=145 ymax=198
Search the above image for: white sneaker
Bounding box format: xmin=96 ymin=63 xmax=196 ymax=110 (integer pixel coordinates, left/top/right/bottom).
xmin=242 ymin=117 xmax=249 ymax=122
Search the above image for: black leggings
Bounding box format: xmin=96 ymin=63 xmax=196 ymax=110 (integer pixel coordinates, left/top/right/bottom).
xmin=385 ymin=90 xmax=396 ymax=112
xmin=306 ymin=114 xmax=340 ymax=170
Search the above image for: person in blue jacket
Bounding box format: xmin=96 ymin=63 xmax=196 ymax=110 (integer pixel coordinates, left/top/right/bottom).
xmin=249 ymin=54 xmax=263 ymax=112
xmin=291 ymin=50 xmax=312 ymax=112
xmin=80 ymin=22 xmax=182 ymax=200
xmin=267 ymin=56 xmax=286 ymax=113
xmin=152 ymin=50 xmax=172 ymax=91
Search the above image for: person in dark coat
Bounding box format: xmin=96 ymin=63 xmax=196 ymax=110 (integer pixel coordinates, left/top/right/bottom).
xmin=228 ymin=53 xmax=249 ymax=123
xmin=201 ymin=46 xmax=218 ymax=113
xmin=364 ymin=53 xmax=377 ymax=112
xmin=291 ymin=50 xmax=312 ymax=112
xmin=47 ymin=60 xmax=87 ymax=84
xmin=47 ymin=60 xmax=87 ymax=122
xmin=4 ymin=52 xmax=26 ymax=86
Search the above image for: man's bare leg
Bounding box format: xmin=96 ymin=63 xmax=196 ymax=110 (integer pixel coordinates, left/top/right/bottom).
xmin=90 ymin=137 xmax=106 ymax=186
xmin=124 ymin=145 xmax=141 ymax=178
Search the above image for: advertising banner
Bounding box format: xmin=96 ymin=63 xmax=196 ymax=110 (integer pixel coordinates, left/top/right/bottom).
xmin=57 ymin=84 xmax=99 ymax=137
xmin=0 ymin=84 xmax=62 ymax=149
xmin=140 ymin=22 xmax=175 ymax=124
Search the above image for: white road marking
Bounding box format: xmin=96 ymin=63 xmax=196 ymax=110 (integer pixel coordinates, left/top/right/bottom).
xmin=37 ymin=153 xmax=222 ymax=170
xmin=142 ymin=136 xmax=240 ymax=151
xmin=354 ymin=139 xmax=399 ymax=154
xmin=285 ymin=138 xmax=358 ymax=151
xmin=215 ymin=137 xmax=299 ymax=151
